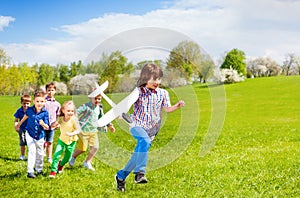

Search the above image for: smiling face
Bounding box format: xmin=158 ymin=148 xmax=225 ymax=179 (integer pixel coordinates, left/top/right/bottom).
xmin=91 ymin=94 xmax=102 ymax=106
xmin=146 ymin=77 xmax=161 ymax=90
xmin=46 ymin=85 xmax=56 ymax=98
xmin=34 ymin=96 xmax=46 ymax=112
xmin=21 ymin=101 xmax=31 ymax=110
xmin=62 ymin=103 xmax=75 ymax=120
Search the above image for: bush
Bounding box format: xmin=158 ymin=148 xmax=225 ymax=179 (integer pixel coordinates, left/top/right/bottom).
xmin=214 ymin=67 xmax=245 ymax=84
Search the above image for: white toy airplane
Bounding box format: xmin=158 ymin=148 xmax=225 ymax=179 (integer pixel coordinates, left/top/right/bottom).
xmin=88 ymin=81 xmax=139 ymax=127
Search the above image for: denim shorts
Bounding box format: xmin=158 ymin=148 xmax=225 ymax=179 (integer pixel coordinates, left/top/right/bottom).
xmin=44 ymin=130 xmax=55 ymax=142
xmin=18 ymin=130 xmax=27 ymax=146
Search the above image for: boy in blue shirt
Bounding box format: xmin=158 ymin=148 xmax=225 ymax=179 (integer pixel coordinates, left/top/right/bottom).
xmin=16 ymin=91 xmax=49 ymax=178
xmin=14 ymin=94 xmax=32 ymax=160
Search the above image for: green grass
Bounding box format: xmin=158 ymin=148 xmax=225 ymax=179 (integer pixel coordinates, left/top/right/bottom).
xmin=0 ymin=75 xmax=300 ymax=197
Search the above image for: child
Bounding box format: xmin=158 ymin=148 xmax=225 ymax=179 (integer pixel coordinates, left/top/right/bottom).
xmin=49 ymin=101 xmax=80 ymax=178
xmin=69 ymin=90 xmax=115 ymax=171
xmin=14 ymin=94 xmax=32 ymax=160
xmin=44 ymin=82 xmax=61 ymax=163
xmin=16 ymin=91 xmax=49 ymax=178
xmin=115 ymin=63 xmax=185 ymax=192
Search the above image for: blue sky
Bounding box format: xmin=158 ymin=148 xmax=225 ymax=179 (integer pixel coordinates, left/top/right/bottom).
xmin=1 ymin=0 xmax=300 ymax=65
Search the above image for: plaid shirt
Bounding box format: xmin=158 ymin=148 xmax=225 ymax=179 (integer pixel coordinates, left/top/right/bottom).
xmin=131 ymin=86 xmax=171 ymax=137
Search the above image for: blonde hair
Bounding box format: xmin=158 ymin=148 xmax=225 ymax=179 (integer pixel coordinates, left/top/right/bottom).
xmin=137 ymin=63 xmax=163 ymax=87
xmin=60 ymin=100 xmax=76 ymax=117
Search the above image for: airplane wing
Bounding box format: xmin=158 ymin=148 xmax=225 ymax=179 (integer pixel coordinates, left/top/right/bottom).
xmin=96 ymin=88 xmax=139 ymax=127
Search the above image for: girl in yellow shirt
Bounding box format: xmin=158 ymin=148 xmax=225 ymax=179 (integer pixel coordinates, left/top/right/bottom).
xmin=49 ymin=101 xmax=80 ymax=178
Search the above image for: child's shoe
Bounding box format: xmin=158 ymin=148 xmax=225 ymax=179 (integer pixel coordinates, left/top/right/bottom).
xmin=49 ymin=171 xmax=56 ymax=178
xmin=83 ymin=161 xmax=95 ymax=171
xmin=47 ymin=158 xmax=52 ymax=163
xmin=115 ymin=175 xmax=126 ymax=192
xmin=19 ymin=156 xmax=26 ymax=161
xmin=69 ymin=157 xmax=76 ymax=166
xmin=27 ymin=172 xmax=36 ymax=179
xmin=134 ymin=172 xmax=148 ymax=184
xmin=57 ymin=161 xmax=63 ymax=174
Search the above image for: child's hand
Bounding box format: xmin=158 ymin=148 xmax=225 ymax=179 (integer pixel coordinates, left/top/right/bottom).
xmin=108 ymin=124 xmax=115 ymax=133
xmin=14 ymin=122 xmax=20 ymax=132
xmin=39 ymin=120 xmax=49 ymax=130
xmin=176 ymin=100 xmax=185 ymax=108
xmin=51 ymin=121 xmax=60 ymax=129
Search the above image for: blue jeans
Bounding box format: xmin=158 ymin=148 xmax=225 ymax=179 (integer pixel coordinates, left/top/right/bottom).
xmin=117 ymin=127 xmax=151 ymax=180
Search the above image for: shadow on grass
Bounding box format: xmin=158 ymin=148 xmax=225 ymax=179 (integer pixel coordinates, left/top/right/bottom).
xmin=0 ymin=171 xmax=24 ymax=180
xmin=0 ymin=156 xmax=23 ymax=162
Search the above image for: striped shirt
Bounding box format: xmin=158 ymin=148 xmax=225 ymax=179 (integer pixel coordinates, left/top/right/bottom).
xmin=44 ymin=96 xmax=61 ymax=127
xmin=131 ymin=86 xmax=171 ymax=137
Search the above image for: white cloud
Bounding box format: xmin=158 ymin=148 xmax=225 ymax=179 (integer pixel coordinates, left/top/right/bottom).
xmin=1 ymin=0 xmax=300 ymax=65
xmin=0 ymin=16 xmax=15 ymax=31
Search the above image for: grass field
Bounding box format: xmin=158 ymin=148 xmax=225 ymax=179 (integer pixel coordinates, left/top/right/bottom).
xmin=0 ymin=75 xmax=299 ymax=197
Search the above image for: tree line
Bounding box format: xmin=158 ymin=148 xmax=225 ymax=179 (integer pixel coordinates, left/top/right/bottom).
xmin=0 ymin=41 xmax=300 ymax=95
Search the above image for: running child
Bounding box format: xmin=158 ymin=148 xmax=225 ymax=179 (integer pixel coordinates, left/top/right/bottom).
xmin=13 ymin=94 xmax=32 ymax=160
xmin=115 ymin=63 xmax=185 ymax=192
xmin=49 ymin=100 xmax=80 ymax=178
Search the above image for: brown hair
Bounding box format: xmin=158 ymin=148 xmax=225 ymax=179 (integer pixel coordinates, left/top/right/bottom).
xmin=59 ymin=100 xmax=76 ymax=117
xmin=34 ymin=90 xmax=46 ymax=98
xmin=137 ymin=63 xmax=163 ymax=87
xmin=21 ymin=94 xmax=31 ymax=103
xmin=46 ymin=82 xmax=56 ymax=90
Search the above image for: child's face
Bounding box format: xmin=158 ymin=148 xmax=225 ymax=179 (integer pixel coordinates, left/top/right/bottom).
xmin=34 ymin=96 xmax=46 ymax=111
xmin=146 ymin=78 xmax=161 ymax=90
xmin=47 ymin=86 xmax=56 ymax=98
xmin=91 ymin=95 xmax=102 ymax=106
xmin=21 ymin=101 xmax=31 ymax=110
xmin=62 ymin=104 xmax=75 ymax=118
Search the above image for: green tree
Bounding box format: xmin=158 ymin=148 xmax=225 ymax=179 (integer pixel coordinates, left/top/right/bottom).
xmin=167 ymin=40 xmax=202 ymax=80
xmin=0 ymin=48 xmax=10 ymax=66
xmin=58 ymin=64 xmax=70 ymax=83
xmin=100 ymin=51 xmax=133 ymax=93
xmin=37 ymin=63 xmax=55 ymax=86
xmin=18 ymin=63 xmax=38 ymax=94
xmin=221 ymin=48 xmax=246 ymax=75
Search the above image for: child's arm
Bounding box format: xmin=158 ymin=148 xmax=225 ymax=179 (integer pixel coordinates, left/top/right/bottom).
xmin=50 ymin=121 xmax=60 ymax=129
xmin=15 ymin=115 xmax=28 ymax=131
xmin=14 ymin=118 xmax=19 ymax=132
xmin=164 ymin=100 xmax=185 ymax=113
xmin=66 ymin=116 xmax=82 ymax=137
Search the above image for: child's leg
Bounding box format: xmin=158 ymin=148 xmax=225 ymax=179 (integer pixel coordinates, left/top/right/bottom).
xmin=85 ymin=133 xmax=99 ymax=163
xmin=25 ymin=132 xmax=36 ymax=173
xmin=35 ymin=138 xmax=45 ymax=172
xmin=117 ymin=127 xmax=151 ymax=180
xmin=60 ymin=141 xmax=76 ymax=166
xmin=51 ymin=139 xmax=65 ymax=172
xmin=45 ymin=130 xmax=55 ymax=160
xmin=19 ymin=130 xmax=26 ymax=157
xmin=131 ymin=127 xmax=151 ymax=174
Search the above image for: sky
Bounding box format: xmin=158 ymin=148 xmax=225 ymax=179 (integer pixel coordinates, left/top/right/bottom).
xmin=1 ymin=0 xmax=300 ymax=65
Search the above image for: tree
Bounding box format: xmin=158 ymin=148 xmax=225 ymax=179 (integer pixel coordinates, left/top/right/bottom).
xmin=167 ymin=40 xmax=202 ymax=80
xmin=58 ymin=64 xmax=70 ymax=83
xmin=282 ymin=53 xmax=297 ymax=76
xmin=221 ymin=48 xmax=246 ymax=76
xmin=18 ymin=63 xmax=38 ymax=94
xmin=0 ymin=48 xmax=10 ymax=66
xmin=100 ymin=51 xmax=133 ymax=93
xmin=37 ymin=63 xmax=55 ymax=86
xmin=247 ymin=57 xmax=281 ymax=77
